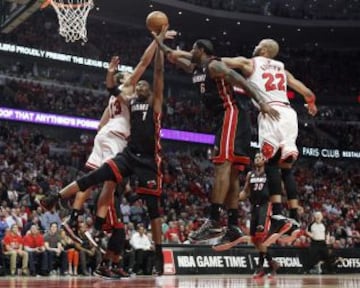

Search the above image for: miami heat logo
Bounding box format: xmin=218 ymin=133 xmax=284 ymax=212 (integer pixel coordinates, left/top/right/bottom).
xmin=146 ymin=180 xmax=157 ymax=188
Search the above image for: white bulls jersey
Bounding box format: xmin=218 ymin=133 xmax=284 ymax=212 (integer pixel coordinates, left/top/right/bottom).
xmin=247 ymin=56 xmax=289 ymax=104
xmin=86 ymin=94 xmax=130 ymax=169
xmin=248 ymin=57 xmax=298 ymax=161
xmin=100 ymin=95 xmax=130 ymax=138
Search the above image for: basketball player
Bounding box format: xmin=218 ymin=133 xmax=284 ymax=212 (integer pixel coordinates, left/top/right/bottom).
xmin=41 ymin=30 xmax=176 ymax=241
xmin=238 ymin=152 xmax=285 ymax=279
xmin=41 ymin=43 xmax=166 ymax=275
xmin=93 ymin=188 xmax=129 ymax=279
xmin=153 ymin=33 xmax=279 ymax=244
xmin=221 ymin=39 xmax=318 ymax=242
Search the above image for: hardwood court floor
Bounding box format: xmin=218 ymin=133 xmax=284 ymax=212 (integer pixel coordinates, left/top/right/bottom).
xmin=0 ymin=274 xmax=359 ymax=288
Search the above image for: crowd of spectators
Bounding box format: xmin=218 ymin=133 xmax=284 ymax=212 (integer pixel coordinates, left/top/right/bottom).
xmin=0 ymin=3 xmax=359 ymax=277
xmin=178 ymin=0 xmax=360 ymax=20
xmin=0 ymin=122 xmax=359 ymax=265
xmin=1 ymin=72 xmax=359 ymax=150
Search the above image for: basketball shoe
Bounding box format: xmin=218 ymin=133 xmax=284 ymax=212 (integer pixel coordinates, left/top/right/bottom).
xmin=189 ymin=219 xmax=223 ymax=242
xmin=212 ymin=225 xmax=248 ymax=251
xmin=263 ymin=215 xmax=292 ymax=247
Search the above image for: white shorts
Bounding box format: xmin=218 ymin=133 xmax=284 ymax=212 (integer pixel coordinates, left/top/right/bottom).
xmin=258 ymin=103 xmax=298 ymax=161
xmin=85 ymin=130 xmax=127 ymax=170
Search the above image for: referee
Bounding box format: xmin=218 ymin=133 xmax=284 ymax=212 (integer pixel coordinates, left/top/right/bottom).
xmin=305 ymin=211 xmax=330 ymax=274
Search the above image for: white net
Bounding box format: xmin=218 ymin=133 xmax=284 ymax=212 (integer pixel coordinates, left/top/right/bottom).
xmin=50 ymin=0 xmax=94 ymax=42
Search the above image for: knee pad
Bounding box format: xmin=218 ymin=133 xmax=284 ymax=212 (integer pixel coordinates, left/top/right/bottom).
xmin=141 ymin=195 xmax=160 ymax=220
xmin=281 ymin=168 xmax=298 ymax=200
xmin=107 ymin=228 xmax=125 ymax=255
xmin=265 ymin=165 xmax=282 ymax=196
xmin=77 ymin=163 xmax=116 ymax=191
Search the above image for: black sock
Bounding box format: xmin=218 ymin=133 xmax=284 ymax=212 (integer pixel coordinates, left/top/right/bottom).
xmin=210 ymin=203 xmax=222 ymax=222
xmin=94 ymin=216 xmax=105 ymax=231
xmin=272 ymin=203 xmax=283 ymax=215
xmin=289 ymin=208 xmax=299 ymax=221
xmin=265 ymin=253 xmax=273 ymax=263
xmin=100 ymin=259 xmax=109 ymax=267
xmin=259 ymin=252 xmax=265 ymax=268
xmin=227 ymin=209 xmax=238 ymax=226
xmin=70 ymin=209 xmax=81 ymax=223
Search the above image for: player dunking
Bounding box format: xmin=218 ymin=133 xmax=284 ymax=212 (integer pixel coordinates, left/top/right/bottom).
xmin=153 ymin=34 xmax=279 ymax=245
xmin=41 ymin=30 xmax=176 ymax=230
xmin=221 ymin=39 xmax=318 ymax=243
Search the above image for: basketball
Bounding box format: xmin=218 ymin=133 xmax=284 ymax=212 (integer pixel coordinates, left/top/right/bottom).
xmin=146 ymin=11 xmax=168 ymax=34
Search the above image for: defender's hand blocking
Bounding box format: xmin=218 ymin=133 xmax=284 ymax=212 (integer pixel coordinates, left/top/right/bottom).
xmin=151 ymin=24 xmax=169 ymax=43
xmin=108 ymin=56 xmax=120 ymax=73
xmin=165 ymin=29 xmax=177 ymax=40
xmin=259 ymin=102 xmax=280 ymax=120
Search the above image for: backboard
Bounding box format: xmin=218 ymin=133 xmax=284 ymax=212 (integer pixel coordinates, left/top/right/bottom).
xmin=0 ymin=0 xmax=41 ymax=33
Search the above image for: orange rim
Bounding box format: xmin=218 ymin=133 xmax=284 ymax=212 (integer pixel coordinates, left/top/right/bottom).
xmin=40 ymin=0 xmax=92 ymax=9
xmin=40 ymin=0 xmax=51 ymax=9
xmin=51 ymin=1 xmax=92 ymax=8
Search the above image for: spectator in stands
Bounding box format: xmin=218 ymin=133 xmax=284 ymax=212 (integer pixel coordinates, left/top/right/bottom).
xmin=23 ymin=224 xmax=48 ymax=276
xmin=44 ymin=222 xmax=67 ymax=275
xmin=75 ymin=222 xmax=101 ymax=276
xmin=164 ymin=221 xmax=181 ymax=244
xmin=22 ymin=212 xmax=45 ymax=236
xmin=0 ymin=210 xmax=9 ymax=241
xmin=2 ymin=224 xmax=29 ymax=276
xmin=5 ymin=208 xmax=22 ymax=229
xmin=120 ymin=198 xmax=131 ymax=225
xmin=60 ymin=229 xmax=79 ymax=276
xmin=129 ymin=225 xmax=154 ymax=275
xmin=40 ymin=206 xmax=62 ymax=232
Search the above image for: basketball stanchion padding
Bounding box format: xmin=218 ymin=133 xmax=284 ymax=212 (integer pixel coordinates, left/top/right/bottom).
xmin=40 ymin=0 xmax=94 ymax=42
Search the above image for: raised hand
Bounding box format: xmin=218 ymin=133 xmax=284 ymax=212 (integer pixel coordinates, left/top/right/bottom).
xmin=165 ymin=30 xmax=177 ymax=40
xmin=152 ymin=24 xmax=169 ymax=44
xmin=108 ymin=56 xmax=120 ymax=73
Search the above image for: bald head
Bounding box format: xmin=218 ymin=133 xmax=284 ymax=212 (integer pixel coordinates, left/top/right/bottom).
xmin=253 ymin=39 xmax=279 ymax=58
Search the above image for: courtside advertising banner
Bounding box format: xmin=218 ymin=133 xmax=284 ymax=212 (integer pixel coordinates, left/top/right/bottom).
xmin=163 ymin=245 xmax=360 ymax=275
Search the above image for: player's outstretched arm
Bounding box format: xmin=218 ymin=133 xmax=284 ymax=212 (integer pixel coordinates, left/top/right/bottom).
xmin=127 ymin=30 xmax=178 ymax=87
xmin=286 ymin=70 xmax=317 ymax=116
xmin=152 ymin=28 xmax=194 ymax=74
xmin=106 ymin=56 xmax=120 ymax=89
xmin=209 ymin=60 xmax=280 ymax=120
xmin=153 ymin=47 xmax=164 ymax=114
xmin=221 ymin=56 xmax=252 ymax=76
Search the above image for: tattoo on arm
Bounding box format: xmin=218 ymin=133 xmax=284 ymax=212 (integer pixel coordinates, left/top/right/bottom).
xmin=225 ymin=69 xmax=264 ymax=104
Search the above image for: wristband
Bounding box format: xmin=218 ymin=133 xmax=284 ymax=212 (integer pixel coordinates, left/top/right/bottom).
xmin=305 ymin=95 xmax=316 ymax=104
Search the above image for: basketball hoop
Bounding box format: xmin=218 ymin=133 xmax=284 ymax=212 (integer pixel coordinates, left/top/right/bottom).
xmin=42 ymin=0 xmax=94 ymax=43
